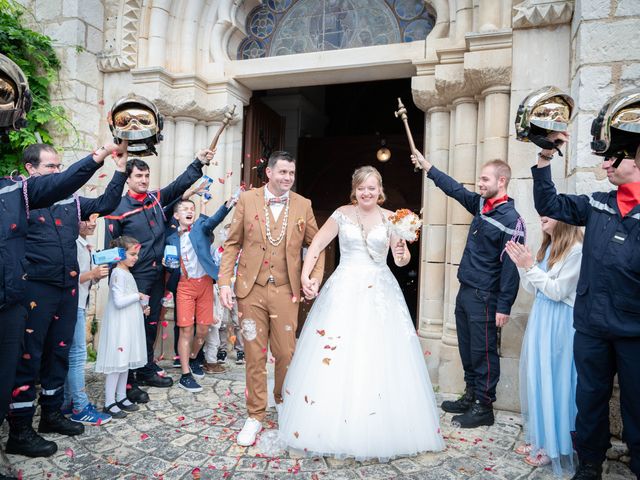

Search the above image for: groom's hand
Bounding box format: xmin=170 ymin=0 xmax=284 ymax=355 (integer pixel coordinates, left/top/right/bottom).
xmin=302 ymin=277 xmax=319 ymax=300
xmin=220 ymin=286 xmax=235 ymax=309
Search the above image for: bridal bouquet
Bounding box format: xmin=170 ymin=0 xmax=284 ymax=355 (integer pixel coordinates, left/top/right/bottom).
xmin=388 ymin=209 xmax=422 ymax=242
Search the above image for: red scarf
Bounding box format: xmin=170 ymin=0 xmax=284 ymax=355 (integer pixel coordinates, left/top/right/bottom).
xmin=482 ymin=194 xmax=509 ymax=214
xmin=127 ymin=190 xmax=147 ymax=202
xmin=617 ymin=182 xmax=640 ymax=217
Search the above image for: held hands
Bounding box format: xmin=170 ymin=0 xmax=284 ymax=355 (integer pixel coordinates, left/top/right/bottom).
xmin=410 ymin=150 xmax=432 ymax=172
xmin=505 ymin=240 xmax=534 ymax=270
xmin=196 ymin=148 xmax=216 ymax=165
xmin=301 ymin=276 xmax=320 ymax=300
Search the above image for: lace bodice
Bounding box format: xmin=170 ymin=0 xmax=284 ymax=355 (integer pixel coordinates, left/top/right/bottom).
xmin=330 ymin=209 xmax=390 ymax=265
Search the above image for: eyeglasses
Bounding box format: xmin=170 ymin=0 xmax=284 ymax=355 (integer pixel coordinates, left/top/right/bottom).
xmin=42 ymin=163 xmax=64 ymax=171
xmin=113 ymin=108 xmax=156 ymax=131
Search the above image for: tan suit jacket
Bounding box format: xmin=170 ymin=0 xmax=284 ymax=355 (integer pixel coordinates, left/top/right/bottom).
xmin=218 ymin=186 xmax=325 ymax=299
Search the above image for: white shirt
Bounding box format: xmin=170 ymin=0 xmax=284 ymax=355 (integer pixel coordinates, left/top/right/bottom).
xmin=180 ymin=231 xmax=207 ymax=279
xmin=76 ymin=236 xmax=92 ymax=310
xmin=264 ymin=187 xmax=289 ymax=221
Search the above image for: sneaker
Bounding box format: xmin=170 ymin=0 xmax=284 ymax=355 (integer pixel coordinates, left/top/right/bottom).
xmin=179 ymin=374 xmax=203 ymax=393
xmin=235 ymin=351 xmax=245 ymax=365
xmin=70 ymin=403 xmax=112 ymax=426
xmin=217 ymin=349 xmax=227 ymax=364
xmin=189 ymin=359 xmax=205 ymax=380
xmin=237 ymin=417 xmax=262 ymax=446
xmin=172 ymin=356 xmax=181 ymax=368
xmin=203 ymin=361 xmax=225 ymax=374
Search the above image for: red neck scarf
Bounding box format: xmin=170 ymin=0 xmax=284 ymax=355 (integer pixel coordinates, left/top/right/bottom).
xmin=482 ymin=194 xmax=509 ymax=214
xmin=617 ymin=182 xmax=640 ymax=217
xmin=127 ymin=190 xmax=147 ymax=202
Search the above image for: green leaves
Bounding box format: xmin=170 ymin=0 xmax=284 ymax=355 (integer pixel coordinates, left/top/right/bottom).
xmin=0 ymin=0 xmax=70 ymax=176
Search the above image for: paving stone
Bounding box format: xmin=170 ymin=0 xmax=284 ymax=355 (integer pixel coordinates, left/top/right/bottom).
xmin=0 ymin=360 xmax=631 ymax=480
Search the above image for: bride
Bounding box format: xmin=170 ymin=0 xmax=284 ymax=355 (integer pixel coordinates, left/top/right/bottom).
xmin=278 ymin=166 xmax=445 ymax=460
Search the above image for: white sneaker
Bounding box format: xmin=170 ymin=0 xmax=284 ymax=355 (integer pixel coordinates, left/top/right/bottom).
xmin=237 ymin=417 xmax=262 ymax=446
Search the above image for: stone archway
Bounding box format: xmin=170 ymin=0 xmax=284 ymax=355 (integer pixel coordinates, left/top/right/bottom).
xmin=95 ymin=0 xmax=579 ymax=412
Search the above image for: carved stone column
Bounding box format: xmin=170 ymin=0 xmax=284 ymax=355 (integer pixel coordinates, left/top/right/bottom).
xmin=481 ymin=86 xmax=510 ymax=163
xmin=158 ymin=116 xmax=175 ymax=188
xmin=147 ymin=0 xmax=171 ymax=67
xmin=478 ymin=0 xmax=502 ymax=32
xmin=174 ymin=118 xmax=196 ymax=178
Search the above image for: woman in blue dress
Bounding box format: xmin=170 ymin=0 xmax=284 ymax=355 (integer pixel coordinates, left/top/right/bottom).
xmin=505 ymin=216 xmax=583 ymax=476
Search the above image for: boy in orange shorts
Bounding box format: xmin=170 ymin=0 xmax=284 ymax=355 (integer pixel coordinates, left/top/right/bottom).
xmin=165 ymin=199 xmax=233 ymax=392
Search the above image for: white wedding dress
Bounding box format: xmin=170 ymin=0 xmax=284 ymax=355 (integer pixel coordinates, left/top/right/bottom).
xmin=278 ymin=209 xmax=445 ymax=460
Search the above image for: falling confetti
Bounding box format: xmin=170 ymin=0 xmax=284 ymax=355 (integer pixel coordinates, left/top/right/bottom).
xmin=25 ymin=328 xmax=34 ymax=334
xmin=293 ymin=432 xmax=299 ymax=438
xmin=140 ymin=433 xmax=149 ymax=440
xmin=55 ymin=219 xmax=62 ymax=226
xmin=218 ymin=178 xmax=225 ymax=184
xmin=59 ymin=341 xmax=67 ymax=347
xmin=10 ymin=223 xmax=16 ymax=230
xmin=29 ymin=301 xmax=37 ymax=310
xmin=161 ymin=320 xmax=169 ymax=328
xmin=71 ymin=289 xmax=76 ymax=296
xmin=22 ymin=353 xmax=31 ymax=360
xmin=117 ymin=347 xmax=124 ymax=352
xmin=70 ymin=271 xmax=78 ymax=278
xmin=322 ymin=358 xmax=331 ymax=365
xmin=38 ymin=216 xmax=45 ymax=223
xmin=191 ymin=467 xmax=201 ymax=480
xmin=316 ymin=329 xmax=325 ymax=336
xmin=98 ymin=173 xmax=108 ymax=179
xmin=64 ymin=447 xmax=75 ymax=458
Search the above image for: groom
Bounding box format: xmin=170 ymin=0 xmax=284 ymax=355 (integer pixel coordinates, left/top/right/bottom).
xmin=219 ymin=151 xmax=324 ymax=446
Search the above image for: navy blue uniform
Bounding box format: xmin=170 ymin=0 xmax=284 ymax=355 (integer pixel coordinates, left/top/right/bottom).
xmin=104 ymin=159 xmax=203 ymax=378
xmin=427 ymin=166 xmax=524 ymax=404
xmin=532 ymin=164 xmax=640 ymax=476
xmin=9 ymin=166 xmax=127 ymax=419
xmin=0 ymin=155 xmax=102 ymax=424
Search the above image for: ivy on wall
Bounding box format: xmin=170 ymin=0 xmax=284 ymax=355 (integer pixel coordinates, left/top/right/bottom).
xmin=0 ymin=0 xmax=70 ymax=176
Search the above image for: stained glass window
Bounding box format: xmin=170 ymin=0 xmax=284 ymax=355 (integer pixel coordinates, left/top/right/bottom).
xmin=238 ymin=0 xmax=435 ymax=60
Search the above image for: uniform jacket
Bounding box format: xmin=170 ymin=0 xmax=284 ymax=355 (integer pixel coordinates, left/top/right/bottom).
xmin=532 ymin=164 xmax=640 ymax=337
xmin=24 ymin=170 xmax=127 ymax=288
xmin=0 ymin=154 xmax=101 ymax=307
xmin=104 ymin=159 xmax=204 ymax=282
xmin=427 ymin=166 xmax=524 ymax=315
xmin=165 ymin=203 xmax=232 ymax=293
xmin=218 ymin=186 xmax=324 ymax=299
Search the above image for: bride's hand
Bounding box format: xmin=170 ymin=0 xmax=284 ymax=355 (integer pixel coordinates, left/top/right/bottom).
xmin=301 ymin=276 xmax=319 ymax=300
xmin=393 ymin=239 xmax=407 ymax=258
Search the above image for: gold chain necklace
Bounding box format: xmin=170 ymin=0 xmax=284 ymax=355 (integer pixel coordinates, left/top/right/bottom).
xmin=264 ymin=201 xmax=289 ymax=246
xmin=354 ymin=206 xmax=386 ymax=261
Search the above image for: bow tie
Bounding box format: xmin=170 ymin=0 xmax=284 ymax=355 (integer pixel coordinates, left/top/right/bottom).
xmin=267 ymin=196 xmax=288 ymax=206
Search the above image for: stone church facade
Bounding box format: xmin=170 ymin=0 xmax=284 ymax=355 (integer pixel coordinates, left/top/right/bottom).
xmin=17 ymin=0 xmax=640 ymax=413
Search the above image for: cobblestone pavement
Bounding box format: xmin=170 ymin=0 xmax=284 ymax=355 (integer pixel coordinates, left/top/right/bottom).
xmin=1 ymin=359 xmax=634 ymax=480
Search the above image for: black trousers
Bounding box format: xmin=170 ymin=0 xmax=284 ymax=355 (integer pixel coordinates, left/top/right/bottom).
xmin=574 ymin=330 xmax=640 ymax=476
xmin=131 ymin=269 xmax=165 ymax=380
xmin=10 ymin=281 xmax=78 ymax=418
xmin=0 ymin=304 xmax=27 ymax=424
xmin=454 ymin=283 xmax=500 ymax=404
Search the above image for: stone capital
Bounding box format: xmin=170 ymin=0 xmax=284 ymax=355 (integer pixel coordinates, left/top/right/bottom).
xmin=512 ymin=0 xmax=574 ymax=29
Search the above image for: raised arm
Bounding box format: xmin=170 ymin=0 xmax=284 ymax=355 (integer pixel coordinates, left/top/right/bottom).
xmin=412 ymin=150 xmax=480 ymax=215
xmin=27 ymin=141 xmax=127 ymax=210
xmin=158 ymin=149 xmax=212 ymax=205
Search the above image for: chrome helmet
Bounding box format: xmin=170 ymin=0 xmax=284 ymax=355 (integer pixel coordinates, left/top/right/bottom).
xmin=107 ymin=94 xmax=163 ymax=156
xmin=0 ymin=53 xmax=32 ymax=132
xmin=591 ymin=89 xmax=640 ymax=167
xmin=515 ymin=86 xmax=574 ymax=155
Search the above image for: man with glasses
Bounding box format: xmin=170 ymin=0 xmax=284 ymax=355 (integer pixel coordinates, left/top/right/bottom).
xmin=6 ymin=142 xmax=129 ymax=458
xmin=532 ymin=90 xmax=640 ymax=480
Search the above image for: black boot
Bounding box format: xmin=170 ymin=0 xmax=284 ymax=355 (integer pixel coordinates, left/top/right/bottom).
xmin=126 ymin=384 xmax=150 ymax=404
xmin=38 ymin=409 xmax=84 ymax=436
xmin=571 ymin=461 xmax=603 ymax=480
xmin=6 ymin=417 xmax=58 ymax=457
xmin=441 ymin=389 xmax=475 ymax=414
xmin=138 ymin=373 xmax=173 ymax=388
xmin=451 ymin=400 xmax=494 ymax=428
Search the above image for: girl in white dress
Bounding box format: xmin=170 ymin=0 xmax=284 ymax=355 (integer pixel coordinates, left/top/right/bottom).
xmin=278 ymin=166 xmax=445 ymax=460
xmin=95 ymin=236 xmax=149 ymax=419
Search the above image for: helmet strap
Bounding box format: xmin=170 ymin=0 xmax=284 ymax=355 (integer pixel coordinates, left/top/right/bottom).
xmin=529 ymin=134 xmax=564 ymax=157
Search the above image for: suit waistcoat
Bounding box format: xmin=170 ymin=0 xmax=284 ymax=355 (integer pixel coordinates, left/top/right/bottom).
xmin=255 ymin=206 xmax=289 ymax=286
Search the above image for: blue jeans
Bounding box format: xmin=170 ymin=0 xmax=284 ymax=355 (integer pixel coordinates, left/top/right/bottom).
xmin=63 ymin=308 xmax=89 ymax=411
